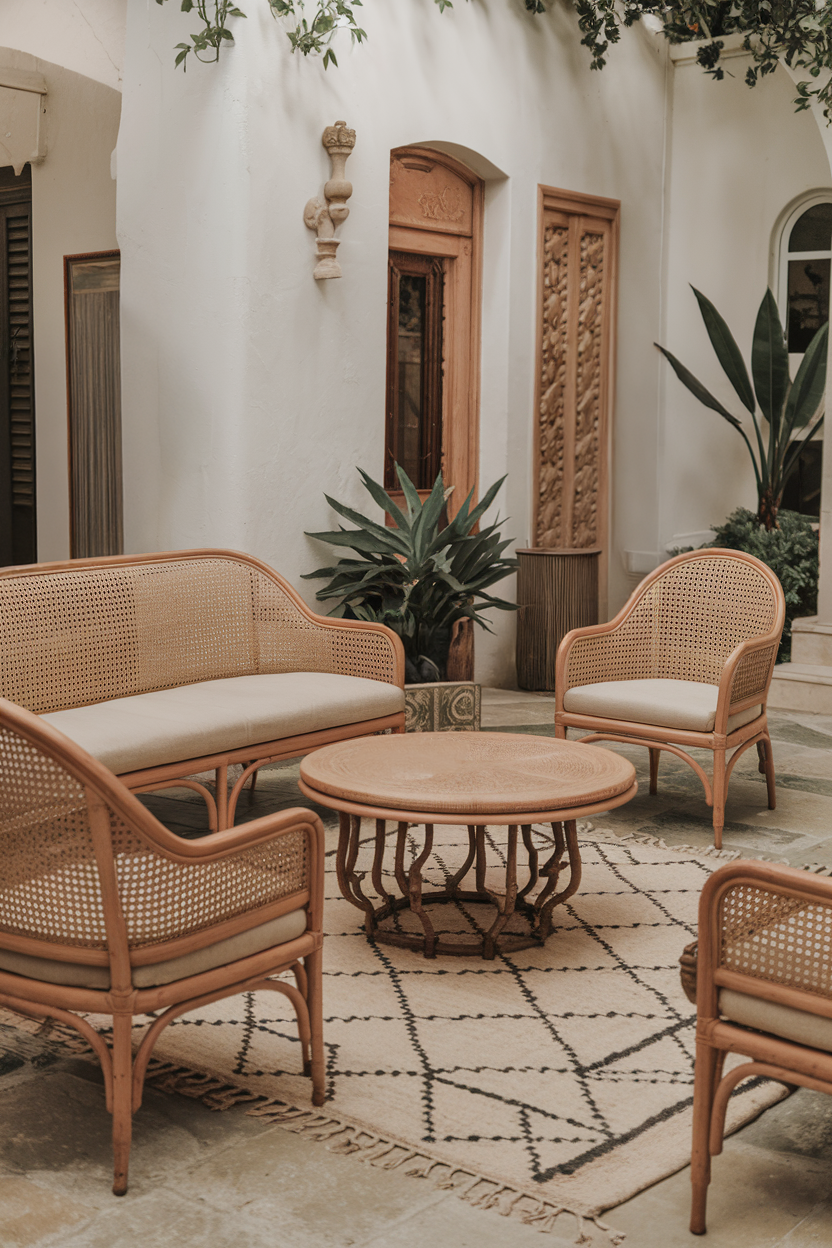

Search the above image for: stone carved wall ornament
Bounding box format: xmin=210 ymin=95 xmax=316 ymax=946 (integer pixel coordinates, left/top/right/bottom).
xmin=303 ymin=120 xmax=356 ymax=280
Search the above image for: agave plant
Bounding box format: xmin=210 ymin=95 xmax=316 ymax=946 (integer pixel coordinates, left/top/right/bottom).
xmin=303 ymin=465 xmax=518 ymax=682
xmin=656 ymin=287 xmax=827 ymax=530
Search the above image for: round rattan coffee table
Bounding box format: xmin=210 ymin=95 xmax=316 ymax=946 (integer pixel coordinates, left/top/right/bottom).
xmin=299 ymin=732 xmax=637 ymax=960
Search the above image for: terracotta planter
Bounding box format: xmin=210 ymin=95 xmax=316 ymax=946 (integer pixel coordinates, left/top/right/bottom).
xmin=405 ymin=681 xmax=481 ymax=732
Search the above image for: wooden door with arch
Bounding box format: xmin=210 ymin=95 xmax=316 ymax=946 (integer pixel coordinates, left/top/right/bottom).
xmin=386 ymin=147 xmax=483 ymax=521
xmin=533 ymin=186 xmax=619 ymax=619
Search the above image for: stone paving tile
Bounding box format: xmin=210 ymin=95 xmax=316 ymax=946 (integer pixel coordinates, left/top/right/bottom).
xmin=739 ymin=1088 xmax=832 ymax=1160
xmin=0 ymin=1068 xmax=272 ymax=1206
xmin=58 ymin=1189 xmax=290 ymax=1248
xmin=610 ymin=1144 xmax=832 ymax=1247
xmin=171 ymin=1125 xmax=450 ymax=1246
xmin=356 ymin=1194 xmax=582 ymax=1247
xmin=0 ymin=1176 xmax=90 ymax=1248
xmin=779 ymin=1201 xmax=832 ymax=1245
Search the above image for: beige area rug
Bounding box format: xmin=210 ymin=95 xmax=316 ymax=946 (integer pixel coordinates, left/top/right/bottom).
xmin=16 ymin=826 xmax=788 ymax=1244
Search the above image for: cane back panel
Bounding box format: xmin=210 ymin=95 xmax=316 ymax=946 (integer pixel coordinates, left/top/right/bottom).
xmin=564 ymin=555 xmax=779 ymax=691
xmin=719 ymin=882 xmax=832 ymax=1001
xmin=0 ymin=556 xmax=399 ymax=714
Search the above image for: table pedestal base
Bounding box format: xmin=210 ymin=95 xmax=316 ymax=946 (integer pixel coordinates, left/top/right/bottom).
xmin=336 ymin=815 xmax=582 ymax=960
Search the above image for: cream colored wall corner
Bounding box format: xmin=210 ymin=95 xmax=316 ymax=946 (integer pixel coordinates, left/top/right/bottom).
xmin=0 ymin=46 xmax=121 ymax=562
xmin=658 ymin=44 xmax=829 ymax=561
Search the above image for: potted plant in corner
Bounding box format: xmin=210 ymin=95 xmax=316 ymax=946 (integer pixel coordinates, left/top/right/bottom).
xmin=303 ymin=464 xmax=518 ymax=731
xmin=656 ymin=286 xmax=826 ymax=659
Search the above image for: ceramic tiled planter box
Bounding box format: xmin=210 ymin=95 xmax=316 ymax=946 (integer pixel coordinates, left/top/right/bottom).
xmin=404 ymin=681 xmax=481 ymax=732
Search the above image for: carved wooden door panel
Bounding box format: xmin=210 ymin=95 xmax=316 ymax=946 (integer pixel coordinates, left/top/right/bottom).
xmin=533 ymin=187 xmax=619 ymax=607
xmin=385 ymin=148 xmax=483 ymax=516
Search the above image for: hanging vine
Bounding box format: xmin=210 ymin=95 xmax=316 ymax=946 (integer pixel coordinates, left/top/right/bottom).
xmin=155 ymin=0 xmax=832 ymax=121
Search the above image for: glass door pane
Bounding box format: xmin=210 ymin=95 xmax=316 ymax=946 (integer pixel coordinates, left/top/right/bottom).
xmin=385 ymin=252 xmax=444 ymax=491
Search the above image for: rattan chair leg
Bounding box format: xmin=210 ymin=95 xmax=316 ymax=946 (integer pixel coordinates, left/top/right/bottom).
xmin=111 ymin=1013 xmax=134 ymax=1196
xmin=758 ymin=735 xmax=776 ymax=810
xmin=305 ymin=947 xmax=326 ymax=1107
xmin=649 ymin=748 xmax=660 ymax=795
xmin=690 ymin=1039 xmax=719 ymax=1235
xmin=712 ymin=750 xmax=727 ymax=850
xmin=215 ymin=764 xmax=229 ymax=829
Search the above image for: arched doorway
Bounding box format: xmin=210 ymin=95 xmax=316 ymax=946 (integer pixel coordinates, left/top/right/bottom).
xmin=385 ymin=147 xmax=483 ymax=515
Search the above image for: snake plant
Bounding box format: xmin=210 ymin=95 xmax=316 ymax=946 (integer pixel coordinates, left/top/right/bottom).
xmin=656 ymin=287 xmax=827 ymax=530
xmin=303 ymin=465 xmax=518 ymax=682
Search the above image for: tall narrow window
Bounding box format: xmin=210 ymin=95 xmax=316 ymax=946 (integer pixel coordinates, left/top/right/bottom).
xmin=0 ymin=164 xmax=35 ymax=566
xmin=784 ymin=201 xmax=832 ymax=353
xmin=777 ymin=195 xmax=832 ymax=518
xmin=65 ymin=251 xmax=123 ymax=557
xmin=385 ymin=148 xmax=482 ymax=513
xmin=386 ymin=252 xmax=444 ymax=490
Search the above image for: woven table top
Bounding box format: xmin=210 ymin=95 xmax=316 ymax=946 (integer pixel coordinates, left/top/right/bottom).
xmin=299 ymin=732 xmax=636 ymax=818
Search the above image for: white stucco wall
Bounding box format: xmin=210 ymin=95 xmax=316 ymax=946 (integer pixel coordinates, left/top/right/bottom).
xmin=0 ymin=0 xmax=126 ymax=90
xmin=118 ymin=0 xmax=669 ymax=684
xmin=0 ymin=47 xmax=121 ymax=561
xmin=659 ymin=40 xmax=831 ymax=554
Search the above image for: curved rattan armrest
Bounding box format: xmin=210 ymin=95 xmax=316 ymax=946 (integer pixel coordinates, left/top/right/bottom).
xmin=132 ymin=805 xmax=325 ymax=866
xmin=696 ymin=861 xmax=832 ymax=1022
xmin=291 ymin=610 xmax=406 ymax=688
xmin=555 ymin=612 xmax=648 ymax=708
xmin=228 ymin=549 xmax=405 ymax=688
xmin=713 ymin=634 xmax=781 ymax=734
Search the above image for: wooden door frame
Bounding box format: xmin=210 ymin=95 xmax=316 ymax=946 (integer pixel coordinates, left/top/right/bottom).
xmin=388 ymin=147 xmax=483 ymax=516
xmin=533 ymin=185 xmax=620 ymax=617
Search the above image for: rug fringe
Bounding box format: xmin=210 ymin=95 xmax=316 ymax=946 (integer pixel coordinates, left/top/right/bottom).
xmin=582 ymin=823 xmax=741 ymax=861
xmin=243 ymin=1090 xmax=625 ymax=1243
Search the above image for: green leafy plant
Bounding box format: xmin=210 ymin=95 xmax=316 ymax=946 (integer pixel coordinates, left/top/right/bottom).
xmin=303 ymin=465 xmax=518 ymax=683
xmin=656 ymin=287 xmax=827 ymax=530
xmin=570 ymin=2 xmax=832 ymax=121
xmin=710 ymin=507 xmax=818 ymax=661
xmin=154 ymin=0 xmax=832 ymax=124
xmin=155 ymin=0 xmax=366 ymax=70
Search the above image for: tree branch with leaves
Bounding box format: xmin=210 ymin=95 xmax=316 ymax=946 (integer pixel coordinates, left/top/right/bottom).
xmin=155 ymin=0 xmax=832 ymax=122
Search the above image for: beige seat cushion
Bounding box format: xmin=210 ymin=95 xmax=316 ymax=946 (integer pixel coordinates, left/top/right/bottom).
xmin=0 ymin=908 xmax=308 ymax=991
xmin=562 ymin=678 xmax=761 ymax=735
xmin=42 ymin=672 xmax=404 ymax=775
xmin=720 ymin=988 xmax=832 ymax=1054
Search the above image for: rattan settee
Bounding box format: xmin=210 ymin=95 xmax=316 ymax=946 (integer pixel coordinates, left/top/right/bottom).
xmin=683 ymin=859 xmax=832 ymax=1234
xmin=0 ymin=550 xmax=405 ymax=829
xmin=0 ymin=697 xmax=325 ymax=1195
xmin=555 ymin=550 xmax=785 ymax=848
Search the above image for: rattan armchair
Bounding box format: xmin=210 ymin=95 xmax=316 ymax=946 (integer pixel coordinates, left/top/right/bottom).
xmin=555 ymin=550 xmax=785 ymax=848
xmin=0 ymin=697 xmax=325 ymax=1195
xmin=684 ymin=859 xmax=832 ymax=1234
